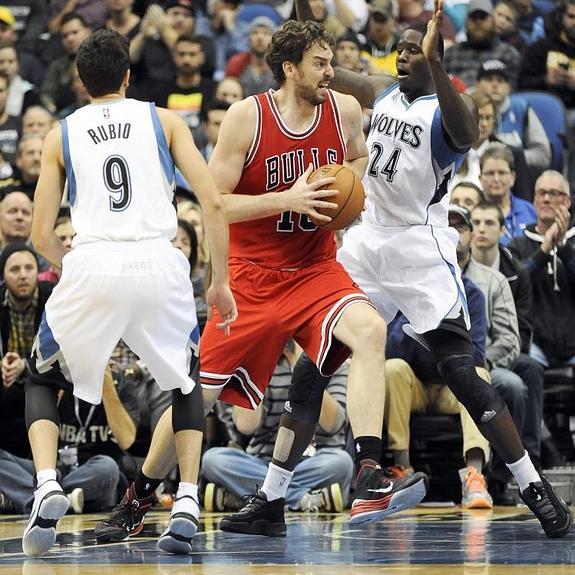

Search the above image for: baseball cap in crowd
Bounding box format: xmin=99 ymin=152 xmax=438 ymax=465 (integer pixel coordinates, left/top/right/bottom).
xmin=164 ymin=0 xmax=196 ymax=16
xmin=249 ymin=16 xmax=277 ymax=33
xmin=477 ymin=59 xmax=509 ymax=82
xmin=448 ymin=204 xmax=474 ymax=231
xmin=467 ymin=0 xmax=493 ymax=16
xmin=0 ymin=7 xmax=15 ymax=27
xmin=336 ymin=31 xmax=362 ymax=50
xmin=369 ymin=0 xmax=399 ymax=20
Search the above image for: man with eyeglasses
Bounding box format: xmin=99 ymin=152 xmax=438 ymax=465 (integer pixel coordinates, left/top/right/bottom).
xmin=509 ymin=170 xmax=575 ymax=370
xmin=479 ymin=143 xmax=536 ymax=245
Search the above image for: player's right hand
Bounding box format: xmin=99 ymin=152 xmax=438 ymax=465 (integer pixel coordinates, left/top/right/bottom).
xmin=206 ymin=283 xmax=238 ymax=336
xmin=283 ymin=164 xmax=339 ymax=223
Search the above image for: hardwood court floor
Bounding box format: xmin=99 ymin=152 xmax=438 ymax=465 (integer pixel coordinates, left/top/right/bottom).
xmin=1 ymin=507 xmax=575 ymax=574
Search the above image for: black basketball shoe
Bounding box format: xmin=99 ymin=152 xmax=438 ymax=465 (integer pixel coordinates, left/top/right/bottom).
xmin=219 ymin=490 xmax=286 ymax=537
xmin=350 ymin=460 xmax=429 ymax=524
xmin=95 ymin=484 xmax=154 ymax=542
xmin=520 ymin=475 xmax=573 ymax=538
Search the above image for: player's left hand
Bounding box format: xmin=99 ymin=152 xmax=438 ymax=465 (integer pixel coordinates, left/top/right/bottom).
xmin=422 ymin=0 xmax=443 ymax=62
xmin=206 ymin=283 xmax=238 ymax=335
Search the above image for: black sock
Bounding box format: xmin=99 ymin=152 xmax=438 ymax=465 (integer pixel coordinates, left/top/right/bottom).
xmin=354 ymin=436 xmax=382 ymax=467
xmin=133 ymin=471 xmax=162 ymax=499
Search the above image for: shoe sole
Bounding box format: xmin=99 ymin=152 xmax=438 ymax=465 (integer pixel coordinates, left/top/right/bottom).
xmin=157 ymin=514 xmax=198 ymax=554
xmin=204 ymin=483 xmax=216 ymax=513
xmin=219 ymin=518 xmax=286 ymax=537
xmin=350 ymin=477 xmax=427 ymax=524
xmin=463 ymin=497 xmax=493 ymax=510
xmin=545 ymin=507 xmax=573 ymax=538
xmin=22 ymin=492 xmax=69 ymax=557
xmin=327 ymin=484 xmax=344 ymax=513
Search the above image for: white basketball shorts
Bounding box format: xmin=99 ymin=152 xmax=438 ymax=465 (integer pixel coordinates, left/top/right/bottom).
xmin=338 ymin=222 xmax=469 ymax=336
xmin=33 ymin=238 xmax=198 ymax=405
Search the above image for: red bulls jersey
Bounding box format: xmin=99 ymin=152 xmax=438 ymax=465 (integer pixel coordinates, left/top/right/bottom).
xmin=230 ymin=89 xmax=347 ymax=270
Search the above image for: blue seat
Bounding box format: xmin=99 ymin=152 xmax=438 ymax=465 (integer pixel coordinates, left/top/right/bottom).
xmin=235 ymin=3 xmax=283 ymax=26
xmin=513 ymin=91 xmax=567 ymax=172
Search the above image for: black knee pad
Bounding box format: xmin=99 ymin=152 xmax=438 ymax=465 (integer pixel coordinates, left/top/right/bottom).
xmin=25 ymin=380 xmax=60 ymax=429
xmin=172 ymin=382 xmax=203 ymax=433
xmin=287 ymin=353 xmax=329 ymax=424
xmin=437 ymin=353 xmax=505 ymax=424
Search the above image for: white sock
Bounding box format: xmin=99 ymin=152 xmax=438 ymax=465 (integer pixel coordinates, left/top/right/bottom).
xmin=36 ymin=469 xmax=57 ymax=487
xmin=506 ymin=451 xmax=541 ymax=492
xmin=173 ymin=482 xmax=200 ymax=517
xmin=261 ymin=463 xmax=294 ymax=501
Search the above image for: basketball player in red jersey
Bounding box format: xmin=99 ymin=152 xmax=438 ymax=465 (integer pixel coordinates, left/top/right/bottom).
xmin=95 ymin=20 xmax=428 ymax=547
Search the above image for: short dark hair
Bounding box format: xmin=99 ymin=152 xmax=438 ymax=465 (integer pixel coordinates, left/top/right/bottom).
xmin=403 ymin=23 xmax=444 ymax=60
xmin=266 ymin=20 xmax=335 ymax=85
xmin=76 ymin=30 xmax=130 ymax=98
xmin=175 ymin=33 xmax=203 ymax=49
xmin=472 ymin=200 xmax=505 ymax=226
xmin=201 ymin=99 xmax=230 ymax=122
xmin=60 ymin=12 xmax=88 ymax=30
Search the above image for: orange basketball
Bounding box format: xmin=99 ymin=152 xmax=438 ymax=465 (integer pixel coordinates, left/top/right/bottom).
xmin=307 ymin=164 xmax=365 ymax=231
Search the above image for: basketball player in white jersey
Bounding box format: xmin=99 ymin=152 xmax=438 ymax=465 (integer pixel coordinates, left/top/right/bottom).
xmin=277 ymin=0 xmax=571 ymax=537
xmin=21 ymin=30 xmax=237 ymax=557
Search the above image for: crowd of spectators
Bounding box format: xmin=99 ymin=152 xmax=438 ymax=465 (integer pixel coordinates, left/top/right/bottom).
xmin=0 ymin=0 xmax=573 ymax=513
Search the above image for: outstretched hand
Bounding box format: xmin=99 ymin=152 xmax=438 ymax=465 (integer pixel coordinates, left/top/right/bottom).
xmin=422 ymin=0 xmax=443 ymax=62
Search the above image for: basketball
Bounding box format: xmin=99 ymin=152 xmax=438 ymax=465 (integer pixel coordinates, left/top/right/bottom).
xmin=307 ymin=164 xmax=365 ymax=231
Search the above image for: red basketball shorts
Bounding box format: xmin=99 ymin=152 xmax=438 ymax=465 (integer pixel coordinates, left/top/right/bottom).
xmin=200 ymin=258 xmax=371 ymax=409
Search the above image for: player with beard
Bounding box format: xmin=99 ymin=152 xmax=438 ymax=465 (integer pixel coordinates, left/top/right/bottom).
xmin=226 ymin=0 xmax=572 ymax=539
xmin=95 ymin=19 xmax=429 ymax=544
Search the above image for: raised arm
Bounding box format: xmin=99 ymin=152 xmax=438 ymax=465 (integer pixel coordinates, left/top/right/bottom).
xmin=423 ymin=0 xmax=478 ymax=149
xmin=334 ymin=92 xmax=368 ymax=178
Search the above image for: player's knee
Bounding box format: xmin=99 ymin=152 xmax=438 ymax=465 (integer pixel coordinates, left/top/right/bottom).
xmin=349 ymin=314 xmax=386 ymax=355
xmin=438 ymin=353 xmax=505 ymax=423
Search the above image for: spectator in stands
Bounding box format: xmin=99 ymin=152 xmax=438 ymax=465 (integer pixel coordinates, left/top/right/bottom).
xmin=398 ymin=0 xmax=455 ymax=47
xmin=21 ymin=106 xmax=53 ymax=138
xmin=0 ymin=71 xmax=20 ymax=170
xmin=0 ymin=365 xmax=139 ymax=514
xmin=519 ymin=0 xmax=575 ymax=191
xmin=451 ymin=181 xmax=485 ymax=211
xmin=105 ymin=0 xmax=142 ymax=42
xmin=130 ymin=0 xmax=215 ymax=97
xmin=335 ymin=32 xmax=368 ymax=74
xmin=0 ymin=191 xmax=32 ymax=249
xmin=509 ymin=170 xmax=575 ymax=368
xmin=471 ymin=201 xmax=545 ymax=474
xmin=0 ymin=7 xmax=45 ymax=87
xmin=443 ymin=0 xmax=521 ymax=87
xmin=513 ymin=0 xmax=546 ymax=46
xmin=0 ymin=245 xmax=52 ymax=461
xmin=155 ymin=34 xmax=215 ymax=136
xmin=214 ymin=76 xmax=244 ymax=104
xmin=475 ymin=60 xmax=551 ymax=181
xmin=475 ymin=59 xmax=551 ymax=181
xmin=384 ymin=272 xmax=493 ymax=508
xmin=209 ymin=0 xmax=249 ymax=78
xmin=0 ymin=44 xmax=41 ymax=117
xmin=201 ymin=341 xmax=353 ymax=512
xmin=49 ymin=0 xmax=107 ymax=33
xmin=3 ymin=0 xmax=47 ymax=54
xmin=493 ymin=0 xmax=526 ymax=53
xmin=38 ymin=215 xmax=74 ymax=284
xmin=225 ymin=16 xmax=277 ymax=97
xmin=199 ymin=99 xmax=230 ymax=161
xmin=479 ymin=143 xmax=536 ymax=245
xmin=58 ymin=63 xmax=90 ymax=119
xmin=308 ymin=0 xmax=346 ymax=40
xmin=0 ymin=134 xmax=43 ymax=200
xmin=359 ymin=0 xmax=399 ymax=75
xmin=451 ymin=91 xmax=531 ymax=197
xmin=177 ymin=201 xmax=210 ymax=276
xmin=41 ymin=13 xmax=91 ymax=114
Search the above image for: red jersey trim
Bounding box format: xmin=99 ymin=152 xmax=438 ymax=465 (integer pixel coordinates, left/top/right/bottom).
xmin=327 ymin=90 xmax=347 ymax=159
xmin=265 ymin=90 xmax=322 ymax=140
xmin=244 ymin=96 xmax=263 ymax=168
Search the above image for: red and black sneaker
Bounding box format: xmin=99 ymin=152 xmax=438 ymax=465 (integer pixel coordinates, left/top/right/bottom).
xmin=95 ymin=484 xmax=154 ymax=542
xmin=350 ymin=460 xmax=428 ymax=524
